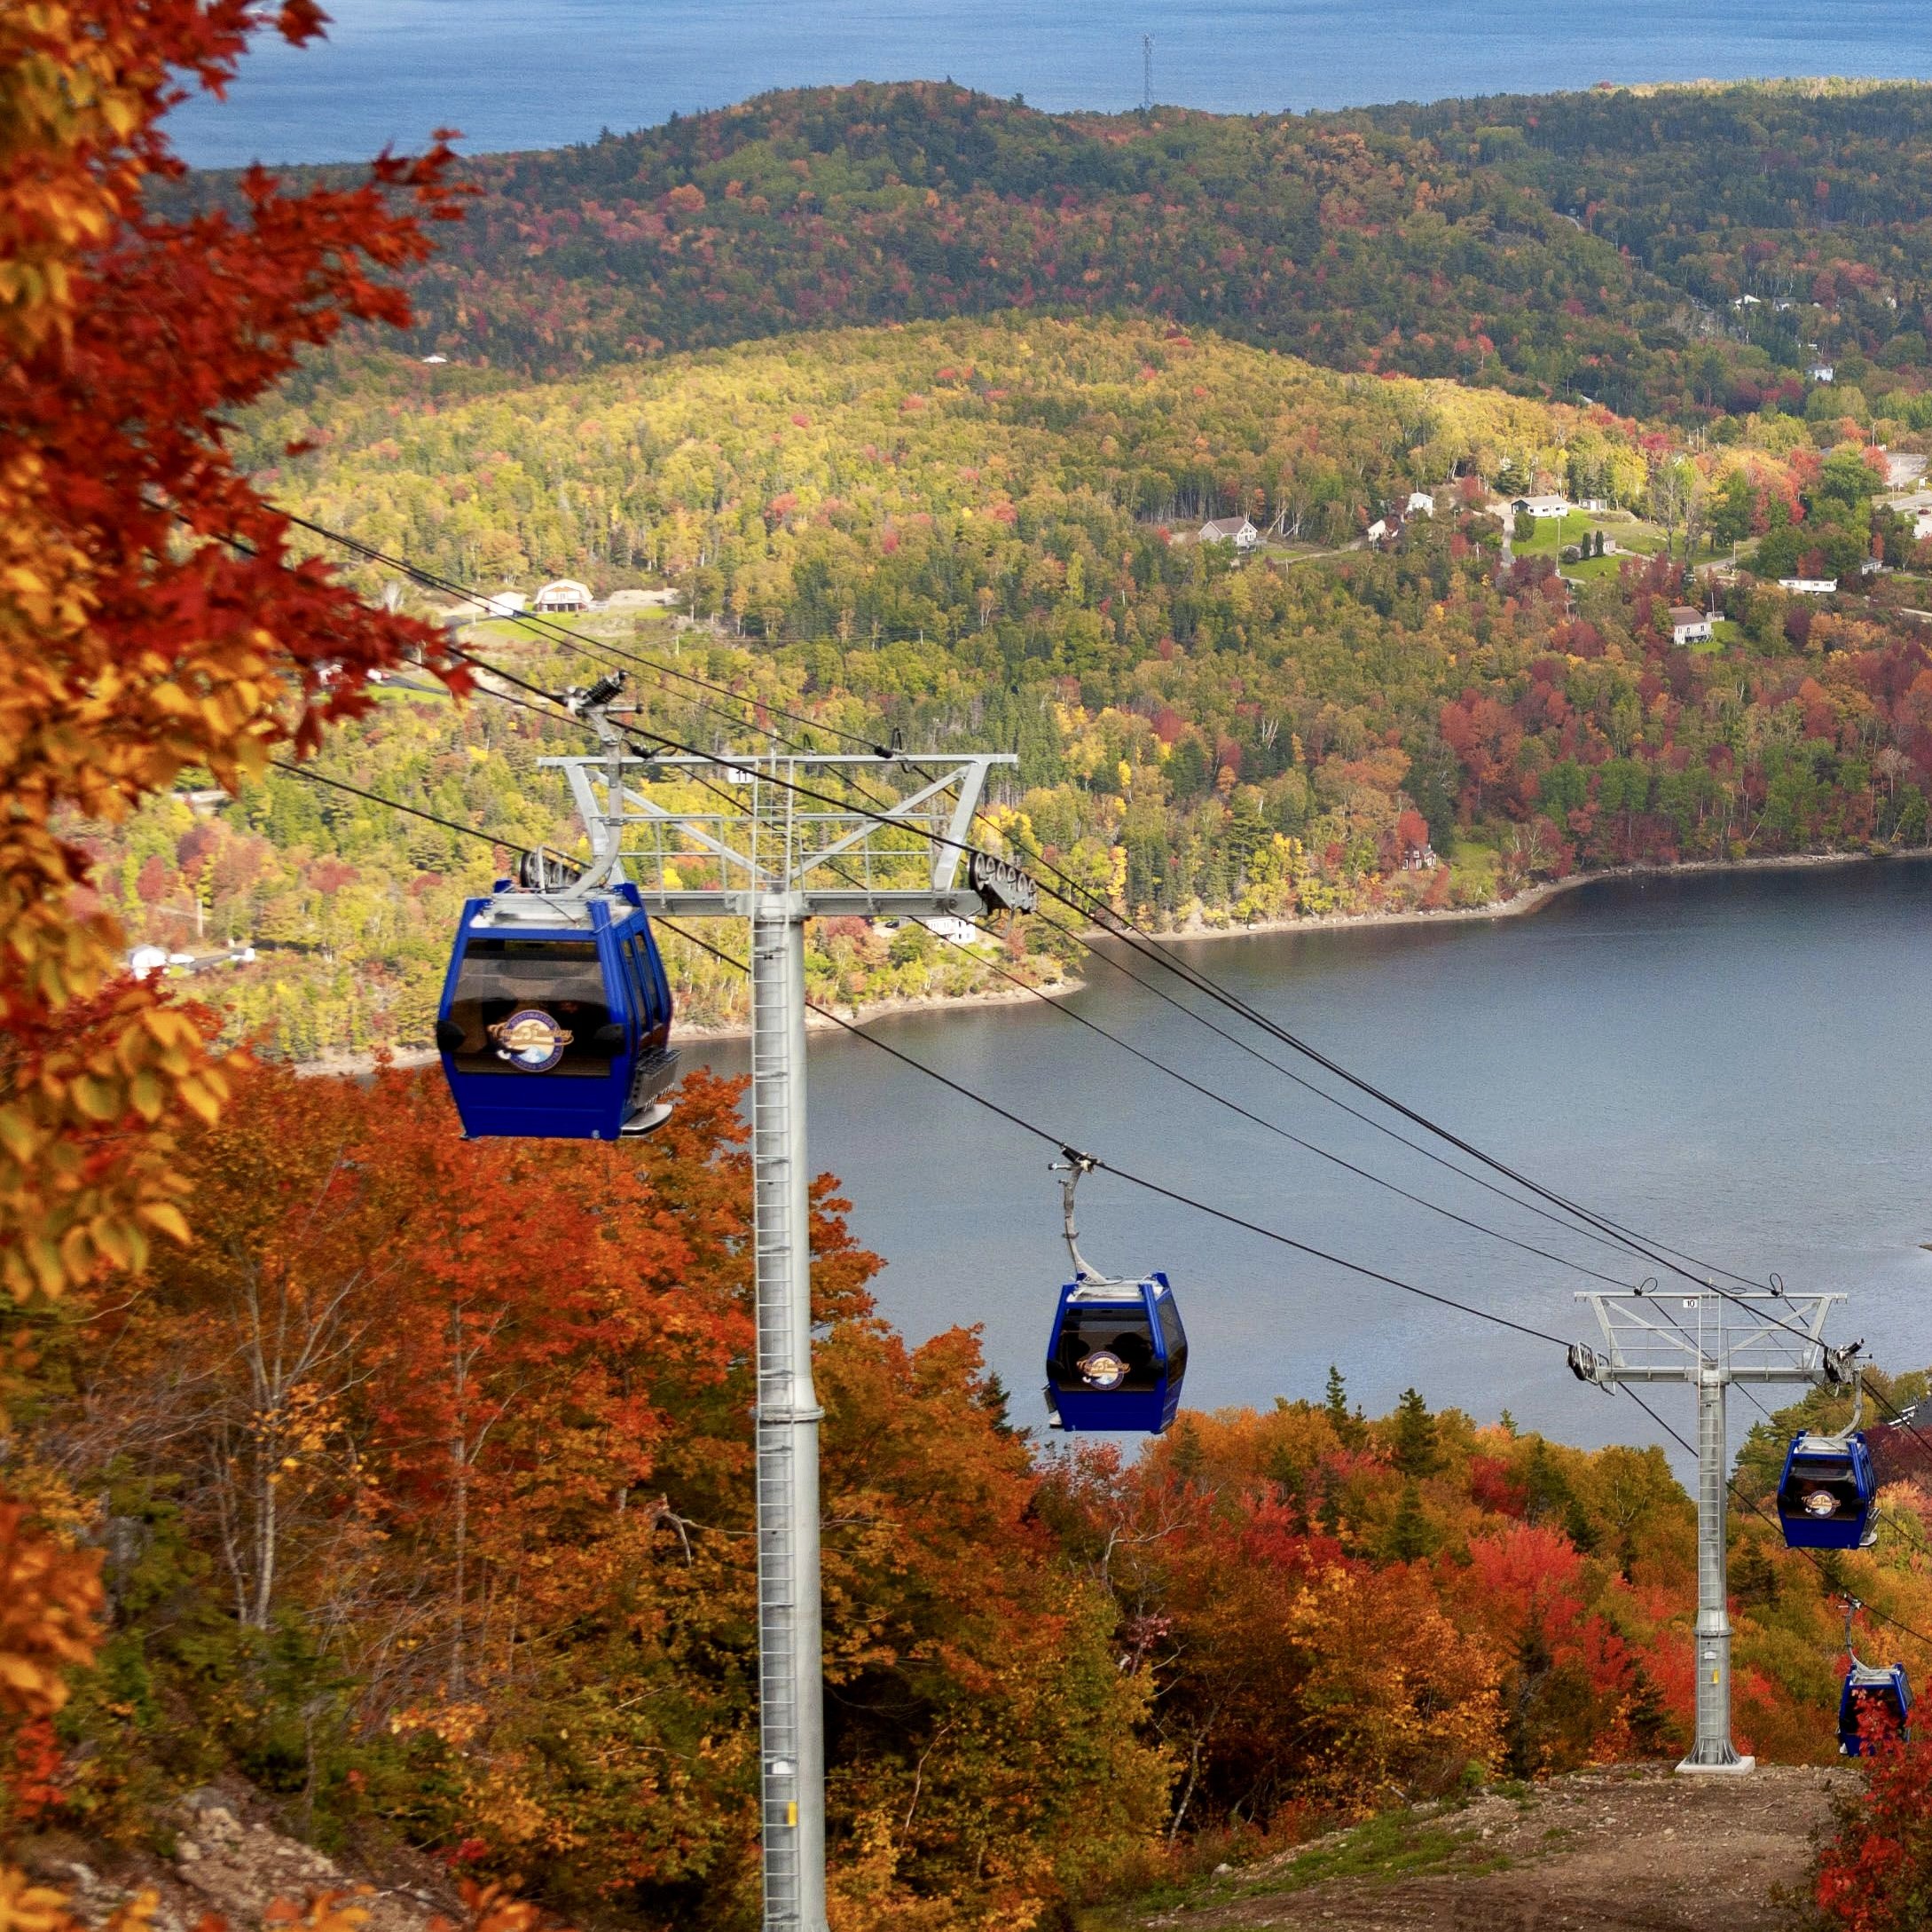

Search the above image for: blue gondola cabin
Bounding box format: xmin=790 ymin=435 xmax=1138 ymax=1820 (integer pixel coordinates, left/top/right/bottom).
xmin=1777 ymin=1432 xmax=1878 ymax=1550
xmin=436 ymin=882 xmax=677 ymax=1140
xmin=1044 ymin=1273 xmax=1187 ymax=1433
xmin=1840 ymin=1661 xmax=1912 ymax=1755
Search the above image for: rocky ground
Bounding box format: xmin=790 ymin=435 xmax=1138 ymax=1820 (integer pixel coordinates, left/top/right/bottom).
xmin=15 ymin=1763 xmax=1851 ymax=1932
xmin=17 ymin=1784 xmax=459 ymax=1932
xmin=1104 ymin=1765 xmax=1850 ymax=1932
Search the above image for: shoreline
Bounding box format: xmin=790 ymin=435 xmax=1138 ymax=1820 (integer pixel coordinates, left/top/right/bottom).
xmin=1150 ymin=846 xmax=1913 ymax=948
xmin=293 ymin=847 xmax=1921 ymax=1075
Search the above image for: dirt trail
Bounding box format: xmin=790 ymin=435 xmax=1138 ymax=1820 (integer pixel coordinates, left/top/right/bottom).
xmin=1124 ymin=1765 xmax=1850 ymax=1932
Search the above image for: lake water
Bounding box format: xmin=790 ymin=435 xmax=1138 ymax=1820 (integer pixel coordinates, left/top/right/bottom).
xmin=695 ymin=860 xmax=1932 ymax=1461
xmin=171 ymin=0 xmax=1931 ymax=169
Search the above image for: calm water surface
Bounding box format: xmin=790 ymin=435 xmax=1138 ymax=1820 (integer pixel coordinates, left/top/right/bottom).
xmin=696 ymin=861 xmax=1932 ymax=1458
xmin=172 ymin=0 xmax=1931 ymax=169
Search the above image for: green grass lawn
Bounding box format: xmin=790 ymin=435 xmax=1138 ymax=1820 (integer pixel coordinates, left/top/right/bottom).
xmin=1558 ymin=551 xmax=1624 ymax=583
xmin=1447 ymin=842 xmax=1500 ymax=906
xmin=1075 ymin=1800 xmax=1520 ymax=1930
xmin=1515 ymin=511 xmax=1667 ymax=565
xmin=1512 ymin=511 xmax=1595 ymax=556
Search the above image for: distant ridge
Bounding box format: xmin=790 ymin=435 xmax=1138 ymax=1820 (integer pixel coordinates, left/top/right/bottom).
xmin=203 ymin=76 xmax=1932 ymax=426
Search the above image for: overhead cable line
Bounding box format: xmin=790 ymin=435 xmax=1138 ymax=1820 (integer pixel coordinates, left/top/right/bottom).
xmin=918 ymin=917 xmax=1642 ymax=1290
xmin=656 ymin=905 xmax=1932 ymax=1637
xmin=280 ymin=514 xmax=1809 ymax=1309
xmin=439 ymin=651 xmax=1656 ymax=1293
xmin=269 ymin=757 xmax=546 ymax=857
xmin=259 ymin=750 xmax=1582 ymax=1352
xmin=1013 ymin=895 xmax=1688 ymax=1268
xmin=1021 ymin=851 xmax=1768 ymax=1294
xmin=448 ymin=602 xmax=1932 ymax=1474
xmin=279 ymin=510 xmax=895 ymax=757
xmin=651 ymin=915 xmax=1576 ymax=1349
xmin=1618 ymin=1380 xmax=1932 ymax=1653
xmin=277 ymin=718 xmax=1932 ymax=1669
xmin=283 ymin=562 xmax=1651 ymax=1312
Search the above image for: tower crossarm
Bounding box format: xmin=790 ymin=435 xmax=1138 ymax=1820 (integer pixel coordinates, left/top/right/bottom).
xmin=536 ymin=749 xmax=1024 ymax=916
xmin=1572 ymin=1286 xmax=1842 ymax=1387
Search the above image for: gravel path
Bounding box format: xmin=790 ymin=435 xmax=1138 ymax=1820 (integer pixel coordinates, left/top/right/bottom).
xmin=1127 ymin=1764 xmax=1850 ymax=1932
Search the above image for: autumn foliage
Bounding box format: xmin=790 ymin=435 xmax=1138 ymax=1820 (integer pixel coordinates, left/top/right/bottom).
xmin=16 ymin=12 xmax=1932 ymax=1929
xmin=10 ymin=1050 xmax=1927 ymax=1925
xmin=14 ymin=1059 xmax=1164 ymax=1928
xmin=1813 ymin=1735 xmax=1932 ymax=1932
xmin=1 ymin=1 xmax=471 ymax=1922
xmin=1 ymin=0 xmax=466 ymax=1307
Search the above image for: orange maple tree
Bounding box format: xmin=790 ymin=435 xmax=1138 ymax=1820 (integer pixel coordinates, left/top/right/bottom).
xmin=0 ymin=0 xmax=468 ymax=1892
xmin=1 ymin=0 xmax=467 ymax=1307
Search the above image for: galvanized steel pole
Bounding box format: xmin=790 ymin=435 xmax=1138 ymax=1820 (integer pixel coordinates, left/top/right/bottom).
xmin=1681 ymin=1364 xmax=1752 ymax=1771
xmin=750 ymin=893 xmax=828 ymax=1931
xmin=541 ymin=739 xmax=1023 ymax=1928
xmin=1571 ymin=1284 xmax=1847 ymax=1779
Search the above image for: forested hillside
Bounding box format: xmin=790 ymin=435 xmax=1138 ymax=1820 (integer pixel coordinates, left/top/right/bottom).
xmin=11 ymin=1052 xmax=1926 ymax=1928
xmin=256 ymin=78 xmax=1932 ymax=423
xmin=104 ymin=314 xmax=1932 ymax=1057
xmin=20 ymin=19 xmax=1932 ymax=1932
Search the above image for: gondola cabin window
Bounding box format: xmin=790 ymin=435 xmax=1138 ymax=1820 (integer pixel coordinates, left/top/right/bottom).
xmin=445 ymin=937 xmax=621 ymax=1077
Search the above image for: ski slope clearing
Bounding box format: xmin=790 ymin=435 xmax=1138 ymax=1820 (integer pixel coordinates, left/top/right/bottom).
xmin=1112 ymin=1765 xmax=1848 ymax=1932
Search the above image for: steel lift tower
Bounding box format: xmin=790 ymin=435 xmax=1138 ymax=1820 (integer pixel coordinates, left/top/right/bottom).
xmin=1570 ymin=1285 xmax=1854 ymax=1772
xmin=541 ymin=718 xmax=1027 ymax=1932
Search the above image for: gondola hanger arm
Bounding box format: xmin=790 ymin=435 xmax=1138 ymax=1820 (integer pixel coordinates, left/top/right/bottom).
xmin=1049 ymin=1146 xmax=1107 ymax=1285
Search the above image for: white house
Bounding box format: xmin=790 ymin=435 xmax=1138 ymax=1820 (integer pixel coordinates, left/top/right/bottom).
xmin=875 ymin=915 xmax=981 ymax=949
xmin=1514 ymin=494 xmax=1570 ymax=519
xmin=420 ymin=353 xmax=449 ymax=365
xmin=1807 ymin=363 xmax=1836 ymax=384
xmin=920 ymin=915 xmax=980 ymax=947
xmin=1198 ymin=516 xmax=1259 ymax=551
xmin=1668 ymin=604 xmax=1713 ymax=646
xmin=482 ymin=591 xmax=527 ymax=618
xmin=1779 ymin=577 xmax=1839 ymax=596
xmin=1405 ymin=491 xmax=1436 ymax=517
xmin=534 ymin=578 xmax=592 ymax=613
xmin=1364 ymin=518 xmax=1389 ymax=543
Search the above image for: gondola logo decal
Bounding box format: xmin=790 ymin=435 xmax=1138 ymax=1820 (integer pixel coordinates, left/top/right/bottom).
xmin=489 ymin=1009 xmax=572 ymax=1072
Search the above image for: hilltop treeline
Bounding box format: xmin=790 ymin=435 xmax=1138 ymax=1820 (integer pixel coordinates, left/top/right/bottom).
xmin=10 ymin=1056 xmax=1924 ymax=1929
xmin=259 ymin=78 xmax=1932 ymax=422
